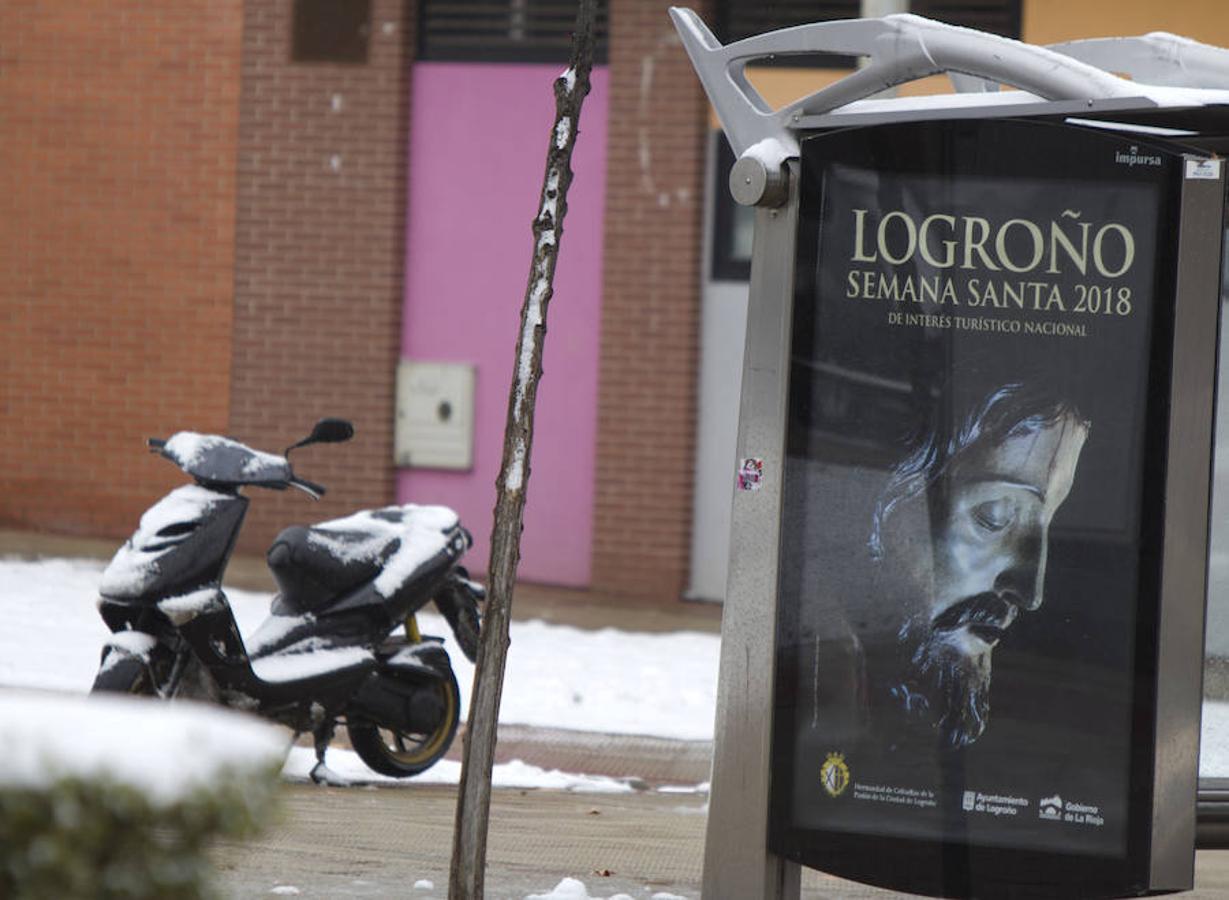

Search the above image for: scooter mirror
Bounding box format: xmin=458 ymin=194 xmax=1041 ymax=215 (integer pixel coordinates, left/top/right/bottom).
xmin=286 ymin=418 xmax=355 ymax=456
xmin=308 ymin=418 xmax=354 ymax=444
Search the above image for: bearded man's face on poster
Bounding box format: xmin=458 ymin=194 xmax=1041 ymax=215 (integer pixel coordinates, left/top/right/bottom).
xmin=869 ymin=386 xmax=1090 ymax=749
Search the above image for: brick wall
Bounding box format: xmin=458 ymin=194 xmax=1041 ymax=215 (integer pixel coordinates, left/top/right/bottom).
xmin=0 ymin=1 xmax=243 ymax=536
xmin=229 ymin=0 xmax=415 ymax=555
xmin=592 ymin=0 xmax=712 ymax=600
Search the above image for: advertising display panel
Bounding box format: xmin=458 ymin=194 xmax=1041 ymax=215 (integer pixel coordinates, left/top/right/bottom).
xmin=769 ymin=118 xmax=1222 ymax=897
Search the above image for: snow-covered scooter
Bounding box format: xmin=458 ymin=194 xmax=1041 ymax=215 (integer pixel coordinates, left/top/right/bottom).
xmin=91 ymin=418 xmax=483 ymax=782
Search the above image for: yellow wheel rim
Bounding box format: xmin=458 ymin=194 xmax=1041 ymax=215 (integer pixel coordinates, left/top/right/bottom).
xmin=381 ymin=677 xmax=457 ymax=766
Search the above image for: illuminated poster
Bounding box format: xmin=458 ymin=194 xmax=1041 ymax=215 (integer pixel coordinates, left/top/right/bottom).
xmin=770 ymin=119 xmax=1193 ymax=894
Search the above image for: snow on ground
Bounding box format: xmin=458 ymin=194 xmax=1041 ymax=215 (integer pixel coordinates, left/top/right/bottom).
xmin=526 ymin=878 xmax=686 ymax=900
xmin=9 ymin=555 xmax=1229 ymax=782
xmin=0 ymin=556 xmax=720 ymax=796
xmin=0 ymin=556 xmax=719 ymax=741
xmin=282 ymin=746 xmax=640 ymax=793
xmin=523 ymin=880 xmax=688 ymax=900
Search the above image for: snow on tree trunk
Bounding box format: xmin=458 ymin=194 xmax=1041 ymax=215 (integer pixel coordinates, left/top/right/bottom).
xmin=448 ymin=2 xmax=597 ymax=897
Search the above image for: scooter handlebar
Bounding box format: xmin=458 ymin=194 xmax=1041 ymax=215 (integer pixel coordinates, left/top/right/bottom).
xmin=290 ymin=476 xmax=327 ymax=500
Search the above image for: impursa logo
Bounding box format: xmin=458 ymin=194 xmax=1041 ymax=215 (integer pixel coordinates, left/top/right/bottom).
xmin=1115 ymin=145 xmax=1162 ymax=168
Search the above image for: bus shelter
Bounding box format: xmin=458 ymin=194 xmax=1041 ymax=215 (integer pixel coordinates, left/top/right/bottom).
xmin=672 ymin=9 xmax=1229 ymax=898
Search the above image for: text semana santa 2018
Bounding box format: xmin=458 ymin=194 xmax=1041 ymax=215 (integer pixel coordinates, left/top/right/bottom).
xmin=842 ymin=206 xmax=1139 ymax=318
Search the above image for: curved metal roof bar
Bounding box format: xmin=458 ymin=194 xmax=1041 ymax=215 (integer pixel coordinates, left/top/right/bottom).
xmin=1048 ymin=33 xmax=1229 ymax=89
xmin=669 ymin=7 xmax=1141 ymax=158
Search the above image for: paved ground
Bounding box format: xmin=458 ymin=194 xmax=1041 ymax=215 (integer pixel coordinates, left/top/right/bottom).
xmin=211 ymin=783 xmax=704 ymax=899
xmin=211 ymin=781 xmax=1229 ymax=899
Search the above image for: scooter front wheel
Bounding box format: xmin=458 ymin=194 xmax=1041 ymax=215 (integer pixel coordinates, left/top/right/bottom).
xmin=347 ymin=670 xmax=461 ymax=777
xmin=91 ymin=652 xmax=156 ymax=695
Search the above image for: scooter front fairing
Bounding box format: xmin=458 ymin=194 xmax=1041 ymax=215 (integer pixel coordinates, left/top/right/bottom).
xmin=96 ymin=485 xmax=249 ymax=638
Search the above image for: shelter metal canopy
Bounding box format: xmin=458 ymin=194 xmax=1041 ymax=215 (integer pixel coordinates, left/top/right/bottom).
xmin=669 ymin=8 xmax=1229 ymax=190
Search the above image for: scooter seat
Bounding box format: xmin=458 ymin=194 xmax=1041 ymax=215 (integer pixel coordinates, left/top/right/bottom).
xmin=267 ymin=524 xmax=397 ymax=613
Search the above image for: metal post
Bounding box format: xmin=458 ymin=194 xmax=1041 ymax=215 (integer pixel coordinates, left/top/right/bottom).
xmin=700 ymin=161 xmax=802 ymax=900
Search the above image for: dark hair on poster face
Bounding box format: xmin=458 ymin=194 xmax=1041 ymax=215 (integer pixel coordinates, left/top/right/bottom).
xmin=869 ymin=378 xmax=1091 ymax=558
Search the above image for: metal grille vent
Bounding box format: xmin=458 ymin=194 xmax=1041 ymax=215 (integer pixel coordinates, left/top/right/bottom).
xmin=419 ymin=0 xmax=609 ymax=64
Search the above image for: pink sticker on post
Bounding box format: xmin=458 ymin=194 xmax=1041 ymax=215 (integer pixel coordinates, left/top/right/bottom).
xmin=738 ymin=457 xmax=764 ymax=491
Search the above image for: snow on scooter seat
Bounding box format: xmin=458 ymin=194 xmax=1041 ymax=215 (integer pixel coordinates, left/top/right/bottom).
xmin=307 ymin=504 xmax=461 ymax=598
xmin=0 ymin=690 xmax=286 ymax=805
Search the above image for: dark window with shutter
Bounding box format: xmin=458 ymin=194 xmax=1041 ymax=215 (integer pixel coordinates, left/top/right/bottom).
xmin=419 ymin=0 xmax=609 ymax=64
xmin=715 ymin=1 xmax=861 ymax=68
xmin=292 ymin=0 xmax=372 ymax=64
xmin=909 ymin=0 xmax=1021 ymax=38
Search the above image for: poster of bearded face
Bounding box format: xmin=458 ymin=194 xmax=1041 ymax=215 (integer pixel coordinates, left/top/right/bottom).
xmin=770 ymin=120 xmax=1174 ymax=863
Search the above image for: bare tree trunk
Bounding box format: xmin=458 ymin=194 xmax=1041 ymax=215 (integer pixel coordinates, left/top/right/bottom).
xmin=448 ymin=2 xmax=596 ymax=898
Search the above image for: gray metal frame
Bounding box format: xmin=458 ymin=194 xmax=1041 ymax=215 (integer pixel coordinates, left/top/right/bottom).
xmin=1151 ymin=159 xmax=1227 ymax=886
xmin=700 ymin=166 xmax=801 ymax=899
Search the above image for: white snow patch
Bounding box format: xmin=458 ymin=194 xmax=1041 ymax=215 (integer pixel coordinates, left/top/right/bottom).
xmin=543 ymin=167 xmax=561 ymax=201
xmin=511 ymin=222 xmax=554 ymax=427
xmin=97 ymin=630 xmax=160 ymax=675
xmin=269 ymin=888 xmax=301 ymax=896
xmin=559 ymin=67 xmax=576 ymax=93
xmin=247 ymin=611 xmax=313 ymax=657
xmin=741 ymin=136 xmax=793 ymax=168
xmin=282 ymin=747 xmax=635 ymax=794
xmin=555 ymin=116 xmax=572 ymax=150
xmin=525 ymin=878 xmax=600 ymax=899
xmin=157 ymin=587 xmax=224 ymax=626
xmin=0 ymin=691 xmax=285 ymax=805
xmin=413 ymin=879 xmax=434 ymax=891
xmin=105 ymin=630 xmax=160 ymax=658
xmin=657 ymin=782 xmax=710 ymax=795
xmin=251 ymin=644 xmax=373 ymax=684
xmin=524 ymin=879 xmax=655 ymax=900
xmin=505 ymin=441 xmax=527 ymax=492
xmin=305 ymin=528 xmax=388 ymax=565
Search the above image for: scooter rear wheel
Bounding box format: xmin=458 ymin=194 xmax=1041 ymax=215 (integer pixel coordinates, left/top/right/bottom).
xmin=347 ymin=670 xmax=461 ymax=777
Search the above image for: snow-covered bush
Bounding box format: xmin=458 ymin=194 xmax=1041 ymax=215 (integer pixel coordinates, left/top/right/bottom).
xmin=0 ymin=691 xmax=286 ymax=899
